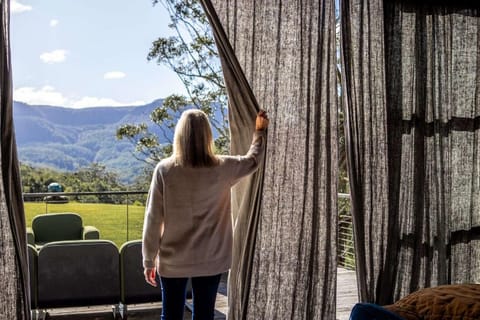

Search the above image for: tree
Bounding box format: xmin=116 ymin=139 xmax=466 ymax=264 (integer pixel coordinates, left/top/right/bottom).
xmin=116 ymin=0 xmax=228 ymax=168
xmin=20 ymin=163 xmax=126 ymax=203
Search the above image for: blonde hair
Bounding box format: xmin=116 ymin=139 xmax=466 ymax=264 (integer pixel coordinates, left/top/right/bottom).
xmin=173 ymin=109 xmax=219 ymax=167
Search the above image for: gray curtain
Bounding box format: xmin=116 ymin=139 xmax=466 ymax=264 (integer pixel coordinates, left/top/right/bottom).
xmin=342 ymin=0 xmax=480 ymax=304
xmin=341 ymin=0 xmax=392 ymax=304
xmin=200 ymin=0 xmax=338 ymax=319
xmin=0 ymin=0 xmax=30 ymax=319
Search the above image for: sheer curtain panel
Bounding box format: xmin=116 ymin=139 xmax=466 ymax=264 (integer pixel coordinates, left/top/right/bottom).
xmin=342 ymin=0 xmax=480 ymax=304
xmin=0 ymin=0 xmax=30 ymax=318
xmin=200 ymin=0 xmax=338 ymax=319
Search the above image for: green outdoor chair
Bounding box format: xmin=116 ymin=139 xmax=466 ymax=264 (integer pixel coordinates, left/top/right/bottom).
xmin=36 ymin=240 xmax=120 ymax=310
xmin=27 ymin=212 xmax=100 ymax=248
xmin=28 ymin=244 xmax=38 ymax=309
xmin=118 ymin=240 xmax=192 ymax=319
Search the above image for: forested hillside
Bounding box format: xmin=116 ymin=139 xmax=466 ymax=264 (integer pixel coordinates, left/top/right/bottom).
xmin=13 ymin=100 xmax=171 ymax=183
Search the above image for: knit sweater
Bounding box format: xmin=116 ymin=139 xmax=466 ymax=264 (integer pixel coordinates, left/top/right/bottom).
xmin=142 ymin=130 xmax=266 ymax=277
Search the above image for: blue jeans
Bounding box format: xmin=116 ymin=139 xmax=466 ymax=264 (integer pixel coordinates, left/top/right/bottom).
xmin=160 ymin=274 xmax=221 ymax=320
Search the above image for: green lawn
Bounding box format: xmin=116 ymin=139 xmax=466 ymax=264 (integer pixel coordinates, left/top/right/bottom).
xmin=24 ymin=201 xmax=146 ymax=247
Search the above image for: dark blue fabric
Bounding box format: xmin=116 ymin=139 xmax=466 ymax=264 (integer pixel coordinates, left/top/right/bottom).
xmin=160 ymin=277 xmax=188 ymax=320
xmin=350 ymin=303 xmax=405 ymax=320
xmin=190 ymin=275 xmax=222 ymax=320
xmin=160 ymin=274 xmax=221 ymax=320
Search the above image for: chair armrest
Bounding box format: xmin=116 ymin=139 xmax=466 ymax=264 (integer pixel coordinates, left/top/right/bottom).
xmin=83 ymin=226 xmax=100 ymax=240
xmin=26 ymin=227 xmax=35 ymax=245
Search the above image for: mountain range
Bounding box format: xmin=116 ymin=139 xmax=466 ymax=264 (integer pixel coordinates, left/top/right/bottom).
xmin=13 ymin=100 xmax=171 ymax=184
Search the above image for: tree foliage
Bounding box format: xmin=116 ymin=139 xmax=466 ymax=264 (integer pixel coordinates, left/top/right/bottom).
xmin=116 ymin=0 xmax=228 ymax=168
xmin=20 ymin=163 xmax=128 ymax=203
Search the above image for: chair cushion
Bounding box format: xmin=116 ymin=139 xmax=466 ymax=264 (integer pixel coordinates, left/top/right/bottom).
xmin=119 ymin=240 xmax=192 ymax=305
xmin=37 ymin=240 xmax=120 ymax=308
xmin=120 ymin=240 xmax=162 ymax=304
xmin=32 ymin=213 xmax=83 ymax=242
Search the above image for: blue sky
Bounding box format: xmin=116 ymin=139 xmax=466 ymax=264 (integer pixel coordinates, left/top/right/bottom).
xmin=11 ymin=0 xmax=187 ymax=108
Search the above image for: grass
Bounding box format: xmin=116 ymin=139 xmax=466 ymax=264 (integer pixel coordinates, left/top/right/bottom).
xmin=24 ymin=201 xmax=146 ymax=247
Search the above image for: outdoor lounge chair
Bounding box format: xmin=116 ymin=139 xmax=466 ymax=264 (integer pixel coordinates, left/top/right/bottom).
xmin=27 ymin=212 xmax=100 ymax=248
xmin=118 ymin=240 xmax=192 ymax=319
xmin=36 ymin=240 xmax=120 ymax=311
xmin=28 ymin=239 xmax=202 ymax=319
xmin=27 ymin=244 xmax=38 ymax=309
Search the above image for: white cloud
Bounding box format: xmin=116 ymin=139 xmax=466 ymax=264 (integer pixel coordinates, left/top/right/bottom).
xmin=14 ymin=86 xmax=67 ymax=106
xmin=14 ymin=86 xmax=146 ymax=108
xmin=11 ymin=0 xmax=32 ymax=14
xmin=71 ymin=97 xmax=145 ymax=108
xmin=40 ymin=50 xmax=67 ymax=64
xmin=103 ymin=71 xmax=126 ymax=80
xmin=50 ymin=19 xmax=59 ymax=27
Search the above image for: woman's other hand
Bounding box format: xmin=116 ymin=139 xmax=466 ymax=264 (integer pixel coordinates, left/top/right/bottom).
xmin=144 ymin=267 xmax=157 ymax=287
xmin=256 ymin=110 xmax=269 ymax=131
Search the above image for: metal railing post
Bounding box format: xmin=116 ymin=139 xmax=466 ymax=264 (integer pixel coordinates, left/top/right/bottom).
xmin=126 ymin=193 xmax=129 ymax=242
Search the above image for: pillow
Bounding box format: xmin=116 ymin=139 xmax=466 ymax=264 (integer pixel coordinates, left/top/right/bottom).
xmin=384 ymin=284 xmax=480 ymax=320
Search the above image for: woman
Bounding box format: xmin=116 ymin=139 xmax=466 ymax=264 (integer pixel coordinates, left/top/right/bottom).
xmin=142 ymin=109 xmax=269 ymax=320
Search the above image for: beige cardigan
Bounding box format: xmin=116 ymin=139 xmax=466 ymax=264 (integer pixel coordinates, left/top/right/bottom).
xmin=142 ymin=130 xmax=266 ymax=277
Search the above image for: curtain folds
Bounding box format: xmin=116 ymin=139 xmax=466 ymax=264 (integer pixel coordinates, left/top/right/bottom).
xmin=0 ymin=0 xmax=30 ymax=318
xmin=340 ymin=0 xmax=392 ymax=305
xmin=200 ymin=0 xmax=338 ymax=319
xmin=342 ymin=0 xmax=480 ymax=304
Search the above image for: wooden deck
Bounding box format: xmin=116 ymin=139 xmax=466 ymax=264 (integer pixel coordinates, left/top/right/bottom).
xmin=336 ymin=268 xmax=358 ymax=320
xmin=41 ymin=268 xmax=357 ymax=320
